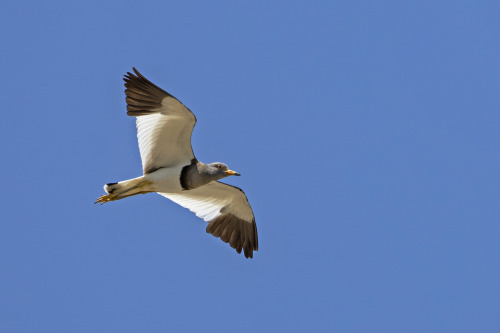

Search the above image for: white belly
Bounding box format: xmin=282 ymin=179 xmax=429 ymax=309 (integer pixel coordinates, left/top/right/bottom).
xmin=144 ymin=164 xmax=185 ymax=193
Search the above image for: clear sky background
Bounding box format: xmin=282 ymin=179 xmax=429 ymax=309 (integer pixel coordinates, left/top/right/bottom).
xmin=1 ymin=1 xmax=499 ymax=332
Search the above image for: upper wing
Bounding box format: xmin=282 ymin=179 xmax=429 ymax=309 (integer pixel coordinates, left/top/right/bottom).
xmin=159 ymin=182 xmax=258 ymax=258
xmin=124 ymin=68 xmax=197 ymax=174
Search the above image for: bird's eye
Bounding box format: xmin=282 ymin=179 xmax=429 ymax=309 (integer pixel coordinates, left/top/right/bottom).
xmin=216 ymin=164 xmax=222 ymax=170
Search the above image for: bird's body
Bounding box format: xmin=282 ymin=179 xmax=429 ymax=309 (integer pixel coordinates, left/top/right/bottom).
xmin=96 ymin=68 xmax=258 ymax=258
xmin=149 ymin=165 xmax=186 ymax=192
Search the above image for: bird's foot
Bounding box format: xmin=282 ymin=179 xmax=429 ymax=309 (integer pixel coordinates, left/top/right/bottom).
xmin=94 ymin=194 xmax=115 ymax=205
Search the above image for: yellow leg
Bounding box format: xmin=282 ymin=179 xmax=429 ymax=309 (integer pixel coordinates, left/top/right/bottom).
xmin=94 ymin=194 xmax=117 ymax=205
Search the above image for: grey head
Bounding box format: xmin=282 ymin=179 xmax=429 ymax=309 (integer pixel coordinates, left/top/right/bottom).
xmin=180 ymin=160 xmax=240 ymax=190
xmin=206 ymin=162 xmax=241 ymax=178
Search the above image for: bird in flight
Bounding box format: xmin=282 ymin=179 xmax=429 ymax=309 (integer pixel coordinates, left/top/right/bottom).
xmin=96 ymin=68 xmax=258 ymax=258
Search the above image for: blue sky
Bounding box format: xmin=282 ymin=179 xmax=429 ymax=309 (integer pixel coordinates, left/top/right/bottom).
xmin=1 ymin=1 xmax=499 ymax=332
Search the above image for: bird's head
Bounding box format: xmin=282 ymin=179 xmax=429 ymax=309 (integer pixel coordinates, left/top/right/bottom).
xmin=207 ymin=162 xmax=241 ymax=179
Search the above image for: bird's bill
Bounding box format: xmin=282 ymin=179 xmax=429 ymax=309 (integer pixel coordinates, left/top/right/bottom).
xmin=225 ymin=170 xmax=241 ymax=176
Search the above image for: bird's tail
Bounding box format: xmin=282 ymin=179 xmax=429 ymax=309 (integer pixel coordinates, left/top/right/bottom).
xmin=95 ymin=176 xmax=153 ymax=204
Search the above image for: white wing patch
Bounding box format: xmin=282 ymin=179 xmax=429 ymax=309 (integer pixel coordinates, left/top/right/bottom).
xmin=160 ymin=181 xmax=254 ymax=223
xmin=135 ymin=96 xmax=196 ymax=174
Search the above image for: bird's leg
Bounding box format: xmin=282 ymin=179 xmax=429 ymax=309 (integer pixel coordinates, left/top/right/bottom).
xmin=94 ymin=194 xmax=118 ymax=205
xmin=94 ymin=179 xmax=153 ymax=205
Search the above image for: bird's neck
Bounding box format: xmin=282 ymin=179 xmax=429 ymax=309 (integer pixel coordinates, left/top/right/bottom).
xmin=180 ymin=159 xmax=219 ymax=190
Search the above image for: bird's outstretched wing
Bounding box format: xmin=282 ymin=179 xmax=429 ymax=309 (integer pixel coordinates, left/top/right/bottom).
xmin=124 ymin=68 xmax=197 ymax=174
xmin=160 ymin=182 xmax=258 ymax=258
